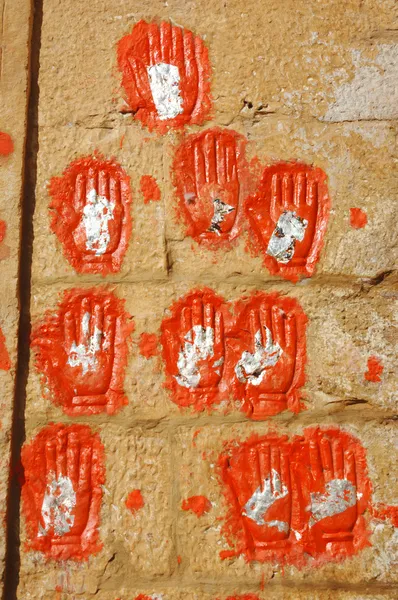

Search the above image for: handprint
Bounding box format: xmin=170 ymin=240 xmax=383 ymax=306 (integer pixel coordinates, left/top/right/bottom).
xmin=161 ymin=290 xmax=226 ymax=409
xmin=117 ymin=20 xmax=211 ymax=131
xmin=224 ymin=440 xmax=292 ymax=550
xmin=49 ymin=155 xmax=132 ymax=275
xmin=246 ymin=163 xmax=330 ymax=281
xmin=21 ymin=424 xmax=105 ymax=560
xmin=308 ymin=434 xmax=358 ymax=543
xmin=173 ymin=128 xmax=244 ymax=245
xmin=31 ymin=289 xmax=132 ymax=415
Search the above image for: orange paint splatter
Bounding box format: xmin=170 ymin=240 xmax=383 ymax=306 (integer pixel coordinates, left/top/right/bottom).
xmin=0 ymin=221 xmax=6 ymax=243
xmin=224 ymin=596 xmax=260 ymax=600
xmin=0 ymin=132 xmax=14 ymax=156
xmin=181 ymin=495 xmax=211 ymax=517
xmin=0 ymin=327 xmax=10 ymax=371
xmin=350 ymin=207 xmax=367 ymax=229
xmin=139 ymin=332 xmax=159 ymax=359
xmin=371 ymin=503 xmax=398 ymax=527
xmin=192 ymin=428 xmax=202 ymax=447
xmin=140 ymin=175 xmax=161 ymax=204
xmin=177 ymin=554 xmax=182 ymax=564
xmin=126 ymin=489 xmax=144 ymax=514
xmin=119 ymin=134 xmax=125 ymax=149
xmin=364 ymin=356 xmax=383 ymax=382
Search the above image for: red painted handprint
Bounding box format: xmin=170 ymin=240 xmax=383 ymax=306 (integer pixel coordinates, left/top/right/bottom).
xmin=21 ymin=423 xmax=105 ymax=560
xmin=117 ymin=20 xmax=212 ymax=132
xmin=246 ymin=162 xmax=330 ymax=281
xmin=31 ymin=288 xmax=133 ymax=415
xmin=49 ymin=154 xmax=132 ymax=275
xmin=173 ymin=128 xmax=247 ymax=246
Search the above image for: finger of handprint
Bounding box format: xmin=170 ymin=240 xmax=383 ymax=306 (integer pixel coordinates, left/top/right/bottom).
xmin=73 ymin=172 xmax=86 ymax=213
xmin=257 ymin=442 xmax=271 ymax=485
xmin=259 ymin=306 xmax=272 ymax=345
xmin=66 ymin=432 xmax=80 ymax=483
xmin=280 ymin=447 xmax=291 ymax=490
xmin=204 ymin=302 xmax=214 ymax=331
xmin=92 ymin=302 xmax=104 ymax=338
xmin=203 ymin=133 xmax=217 ymax=184
xmin=247 ymin=447 xmax=262 ymax=490
xmin=309 ymin=440 xmax=323 ymax=482
xmin=64 ymin=310 xmax=76 ymax=349
xmin=332 ymin=439 xmax=344 ymax=479
xmin=285 ymin=313 xmax=297 ymax=353
xmin=192 ymin=298 xmax=203 ymax=328
xmin=183 ymin=29 xmax=197 ymax=82
xmin=214 ymin=311 xmax=224 ymax=356
xmin=194 ymin=141 xmax=206 ymax=191
xmin=344 ymin=450 xmax=357 ymax=486
xmin=148 ymin=22 xmax=161 ymax=65
xmin=78 ymin=445 xmax=92 ymax=491
xmin=226 ymin=143 xmax=237 ymax=183
xmin=45 ymin=440 xmax=57 ymax=478
xmin=271 ymin=172 xmax=282 ymax=219
xmin=250 ymin=309 xmax=262 ymax=351
xmin=270 ymin=446 xmax=281 ymax=494
xmin=307 ymin=178 xmax=318 ymax=208
xmin=56 ymin=432 xmax=67 ymax=478
xmin=98 ymin=170 xmax=109 ymax=200
xmin=294 ymin=172 xmax=306 ymax=207
xmin=320 ymin=438 xmax=334 ymax=482
xmin=87 ymin=167 xmax=97 ymax=197
xmin=160 ymin=21 xmax=172 ymax=63
xmin=181 ymin=306 xmax=192 ymax=341
xmin=272 ymin=305 xmax=285 ymax=348
xmin=104 ymin=300 xmax=116 ymax=349
xmin=80 ymin=297 xmax=91 ymax=344
xmin=110 ymin=175 xmax=121 ymax=208
xmin=215 ymin=136 xmax=227 ymax=185
xmin=282 ymin=173 xmax=293 ymax=209
xmin=171 ymin=25 xmax=184 ymax=73
xmin=128 ymin=57 xmax=150 ymax=101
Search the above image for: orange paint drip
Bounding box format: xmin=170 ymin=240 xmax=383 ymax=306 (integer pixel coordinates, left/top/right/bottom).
xmin=31 ymin=287 xmax=134 ymax=415
xmin=0 ymin=327 xmax=11 ymax=371
xmin=48 ymin=153 xmax=132 ymax=275
xmin=218 ymin=426 xmax=372 ymax=567
xmin=140 ymin=175 xmax=161 ymax=204
xmin=117 ymin=20 xmax=212 ymax=134
xmin=371 ymin=503 xmax=398 ymax=527
xmin=177 ymin=554 xmax=182 ymax=564
xmin=125 ymin=489 xmax=144 ymax=514
xmin=139 ymin=332 xmax=159 ymax=359
xmin=181 ymin=495 xmax=212 ymax=517
xmin=172 ymin=128 xmax=251 ymax=249
xmin=0 ymin=132 xmax=14 ymax=156
xmin=0 ymin=220 xmax=6 ymax=243
xmin=245 ymin=161 xmax=330 ymax=282
xmin=21 ymin=423 xmax=105 ymax=561
xmin=350 ymin=207 xmax=367 ymax=229
xmin=364 ymin=356 xmax=383 ymax=382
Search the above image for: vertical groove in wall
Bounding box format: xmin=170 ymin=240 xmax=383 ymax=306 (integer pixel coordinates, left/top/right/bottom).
xmin=3 ymin=0 xmax=43 ymax=598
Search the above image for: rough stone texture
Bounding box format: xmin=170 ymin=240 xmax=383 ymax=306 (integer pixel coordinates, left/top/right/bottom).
xmin=0 ymin=0 xmax=31 ymax=595
xmin=18 ymin=0 xmax=398 ymax=599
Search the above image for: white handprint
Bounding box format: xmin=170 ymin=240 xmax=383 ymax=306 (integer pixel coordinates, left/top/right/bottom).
xmin=83 ymin=188 xmax=115 ymax=255
xmin=267 ymin=211 xmax=308 ymax=264
xmin=39 ymin=474 xmax=76 ymax=537
xmin=147 ymin=62 xmax=183 ymax=120
xmin=176 ymin=325 xmax=217 ymax=388
xmin=67 ymin=311 xmax=102 ymax=375
xmin=243 ymin=469 xmax=289 ymax=532
xmin=309 ymin=479 xmax=357 ymax=527
xmin=235 ymin=325 xmax=282 ymax=386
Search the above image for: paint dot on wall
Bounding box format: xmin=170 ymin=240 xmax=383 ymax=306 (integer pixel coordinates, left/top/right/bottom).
xmin=140 ymin=175 xmax=161 ymax=204
xmin=126 ymin=489 xmax=144 ymax=514
xmin=0 ymin=132 xmax=14 ymax=156
xmin=371 ymin=503 xmax=398 ymax=527
xmin=0 ymin=221 xmax=6 ymax=243
xmin=364 ymin=356 xmax=383 ymax=382
xmin=0 ymin=327 xmax=11 ymax=371
xmin=181 ymin=495 xmax=212 ymax=517
xmin=350 ymin=207 xmax=367 ymax=229
xmin=139 ymin=332 xmax=159 ymax=359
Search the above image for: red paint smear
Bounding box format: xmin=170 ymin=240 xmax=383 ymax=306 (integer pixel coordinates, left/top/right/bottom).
xmin=364 ymin=356 xmax=383 ymax=382
xmin=224 ymin=596 xmax=259 ymax=600
xmin=371 ymin=503 xmax=398 ymax=527
xmin=0 ymin=132 xmax=14 ymax=156
xmin=140 ymin=175 xmax=161 ymax=204
xmin=0 ymin=220 xmax=6 ymax=243
xmin=31 ymin=287 xmax=134 ymax=416
xmin=181 ymin=495 xmax=212 ymax=517
xmin=139 ymin=332 xmax=159 ymax=359
xmin=125 ymin=489 xmax=144 ymax=514
xmin=177 ymin=554 xmax=182 ymax=564
xmin=134 ymin=596 xmax=154 ymax=600
xmin=350 ymin=207 xmax=367 ymax=229
xmin=117 ymin=20 xmax=212 ymax=134
xmin=218 ymin=426 xmax=372 ymax=567
xmin=192 ymin=428 xmax=202 ymax=446
xmin=246 ymin=161 xmax=331 ymax=282
xmin=48 ymin=153 xmax=132 ymax=275
xmin=172 ymin=128 xmax=251 ymax=249
xmin=160 ymin=288 xmax=231 ymax=411
xmin=21 ymin=423 xmax=105 ymax=561
xmin=0 ymin=326 xmax=11 ymax=371
xmin=226 ymin=292 xmax=307 ymax=418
